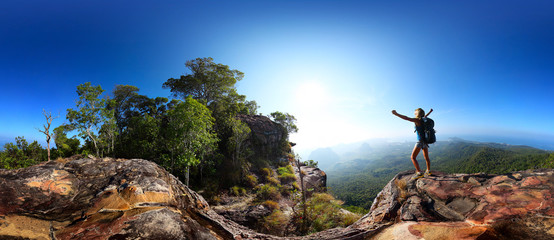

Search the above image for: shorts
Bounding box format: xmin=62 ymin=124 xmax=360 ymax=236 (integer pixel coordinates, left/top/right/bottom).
xmin=415 ymin=141 xmax=429 ymax=149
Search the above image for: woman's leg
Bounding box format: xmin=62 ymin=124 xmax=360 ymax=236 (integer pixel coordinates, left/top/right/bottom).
xmin=422 ymin=147 xmax=431 ymax=172
xmin=411 ymin=145 xmax=422 ymax=173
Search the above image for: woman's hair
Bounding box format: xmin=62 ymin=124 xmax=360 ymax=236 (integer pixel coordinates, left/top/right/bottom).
xmin=415 ymin=108 xmax=425 ymax=119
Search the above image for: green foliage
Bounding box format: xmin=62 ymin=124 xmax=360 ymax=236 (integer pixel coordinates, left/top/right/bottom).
xmin=543 ymin=153 xmax=554 ymax=168
xmin=277 ymin=165 xmax=296 ymax=184
xmin=0 ymin=136 xmax=46 ymax=169
xmin=269 ymin=111 xmax=298 ymax=135
xmin=53 ymin=124 xmax=80 ymax=158
xmin=164 ymin=96 xmax=218 ymax=178
xmin=341 ymin=205 xmax=369 ymax=215
xmin=162 ymin=57 xmax=244 ymax=105
xmin=266 ymin=176 xmax=280 ymax=185
xmin=230 ymin=186 xmax=246 ymax=196
xmin=260 ymin=210 xmax=287 ymax=236
xmin=303 ymin=159 xmax=319 ymax=168
xmin=293 ymin=193 xmax=361 ymax=235
xmin=66 ymin=82 xmax=108 ymax=157
xmin=256 ymin=184 xmax=281 ymax=201
xmin=260 ymin=168 xmax=272 ymax=177
xmin=227 ymin=117 xmax=252 ymax=183
xmin=244 ymin=174 xmax=258 ymax=188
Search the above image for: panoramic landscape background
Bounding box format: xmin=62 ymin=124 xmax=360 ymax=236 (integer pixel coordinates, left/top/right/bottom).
xmin=2 ymin=1 xmax=554 ymax=156
xmin=1 ymin=1 xmax=554 ymax=236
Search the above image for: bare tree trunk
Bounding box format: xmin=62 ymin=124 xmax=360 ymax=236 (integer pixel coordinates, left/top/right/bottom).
xmin=86 ymin=128 xmax=99 ymax=157
xmin=296 ymin=156 xmax=307 ymax=234
xmin=185 ymin=165 xmax=190 ymax=186
xmin=37 ymin=110 xmax=58 ymax=161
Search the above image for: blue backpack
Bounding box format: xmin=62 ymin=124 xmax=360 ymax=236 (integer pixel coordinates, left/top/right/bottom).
xmin=422 ymin=117 xmax=436 ymax=144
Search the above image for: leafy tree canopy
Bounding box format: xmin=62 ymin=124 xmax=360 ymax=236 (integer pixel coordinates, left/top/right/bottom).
xmin=163 ymin=57 xmax=244 ymax=105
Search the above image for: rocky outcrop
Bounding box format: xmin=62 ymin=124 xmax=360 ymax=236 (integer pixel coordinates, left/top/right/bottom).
xmin=238 ymin=115 xmax=288 ymax=162
xmin=348 ymin=169 xmax=554 ymax=239
xmin=295 ymin=165 xmax=327 ymax=197
xmin=1 ymin=157 xmax=553 ymax=240
xmin=0 ymin=157 xmax=274 ymax=240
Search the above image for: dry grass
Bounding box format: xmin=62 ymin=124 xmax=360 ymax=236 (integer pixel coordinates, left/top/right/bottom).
xmin=394 ymin=178 xmax=409 ymax=202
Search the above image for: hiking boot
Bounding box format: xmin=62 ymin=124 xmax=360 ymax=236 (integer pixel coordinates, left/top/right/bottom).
xmin=425 ymin=170 xmax=433 ymax=177
xmin=411 ymin=172 xmax=424 ymax=180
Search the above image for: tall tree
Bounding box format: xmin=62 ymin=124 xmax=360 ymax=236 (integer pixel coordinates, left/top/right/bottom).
xmin=164 ymin=96 xmax=218 ymax=185
xmin=37 ymin=109 xmax=58 ymax=161
xmin=99 ymin=98 xmax=118 ymax=157
xmin=66 ymin=82 xmax=106 ymax=156
xmin=111 ymin=85 xmax=140 ymax=134
xmin=162 ymin=57 xmax=244 ymax=105
xmin=227 ymin=117 xmax=251 ymax=177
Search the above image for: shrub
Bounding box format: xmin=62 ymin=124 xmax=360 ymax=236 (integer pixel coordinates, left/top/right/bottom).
xmin=340 ymin=212 xmax=360 ymax=227
xmin=292 ymin=182 xmax=301 ymax=191
xmin=257 ymin=184 xmax=281 ymax=201
xmin=262 ymin=200 xmax=280 ymax=211
xmin=293 ymin=193 xmax=361 ymax=234
xmin=231 ymin=186 xmax=246 ymax=196
xmin=303 ymin=159 xmax=319 ymax=168
xmin=277 ymin=165 xmax=297 ymax=184
xmin=286 ymin=164 xmax=294 ymax=173
xmin=260 ymin=168 xmax=272 ymax=177
xmin=260 ymin=210 xmax=288 ymax=236
xmin=266 ymin=176 xmax=280 ymax=185
xmin=245 ymin=174 xmax=258 ymax=188
xmin=278 ymin=172 xmax=296 ymax=184
xmin=277 ymin=165 xmax=292 ymax=175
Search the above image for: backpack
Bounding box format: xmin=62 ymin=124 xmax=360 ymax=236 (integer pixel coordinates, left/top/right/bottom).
xmin=422 ymin=117 xmax=436 ymax=144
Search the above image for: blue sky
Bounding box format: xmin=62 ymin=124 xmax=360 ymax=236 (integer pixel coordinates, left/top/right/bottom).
xmin=1 ymin=0 xmax=554 ymax=155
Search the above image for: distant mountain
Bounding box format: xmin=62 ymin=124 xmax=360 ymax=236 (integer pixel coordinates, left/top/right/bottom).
xmin=307 ymin=147 xmax=340 ymax=170
xmin=325 ymin=139 xmax=553 ymax=210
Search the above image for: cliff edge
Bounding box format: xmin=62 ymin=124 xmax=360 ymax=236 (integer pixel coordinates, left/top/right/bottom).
xmin=0 ymin=157 xmax=552 ymax=239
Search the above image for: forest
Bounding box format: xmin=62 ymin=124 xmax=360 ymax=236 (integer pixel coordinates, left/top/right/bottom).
xmin=328 ymin=139 xmax=554 ymax=211
xmin=0 ymin=57 xmax=363 ymax=235
xmin=0 ymin=57 xmax=296 ymax=194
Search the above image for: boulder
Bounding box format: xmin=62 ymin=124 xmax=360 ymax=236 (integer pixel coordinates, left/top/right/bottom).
xmin=300 ymin=166 xmax=327 ymax=195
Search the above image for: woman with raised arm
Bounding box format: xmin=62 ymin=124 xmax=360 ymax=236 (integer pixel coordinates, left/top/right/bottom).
xmin=392 ymin=108 xmax=433 ymax=180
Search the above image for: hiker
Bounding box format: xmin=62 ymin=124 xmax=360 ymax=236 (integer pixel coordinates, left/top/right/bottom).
xmin=391 ymin=108 xmax=433 ymax=179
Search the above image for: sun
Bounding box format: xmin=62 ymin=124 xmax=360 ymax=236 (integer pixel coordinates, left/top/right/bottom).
xmin=295 ymin=81 xmax=327 ymax=109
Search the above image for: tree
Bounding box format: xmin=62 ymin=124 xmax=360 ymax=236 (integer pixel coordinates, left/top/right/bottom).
xmin=228 ymin=117 xmax=252 ymax=179
xmin=66 ymin=82 xmax=106 ymax=157
xmin=99 ymin=98 xmax=118 ymax=157
xmin=164 ymin=96 xmax=218 ymax=186
xmin=53 ymin=124 xmax=80 ymax=158
xmin=162 ymin=57 xmax=244 ymax=105
xmin=37 ymin=109 xmax=58 ymax=161
xmin=270 ymin=111 xmax=298 ymax=135
xmin=111 ymin=85 xmax=140 ymax=134
xmin=1 ymin=136 xmax=45 ymax=169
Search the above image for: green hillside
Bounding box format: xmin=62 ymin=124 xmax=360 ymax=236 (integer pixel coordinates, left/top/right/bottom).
xmin=327 ymin=140 xmax=554 ymax=211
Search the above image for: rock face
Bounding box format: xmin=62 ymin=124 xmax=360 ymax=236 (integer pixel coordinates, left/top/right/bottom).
xmin=238 ymin=114 xmax=288 ymax=162
xmin=0 ymin=157 xmax=273 ymax=240
xmin=348 ymin=170 xmax=554 ymax=240
xmin=1 ymin=157 xmax=553 ymax=240
xmin=298 ymin=165 xmax=327 ymax=196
